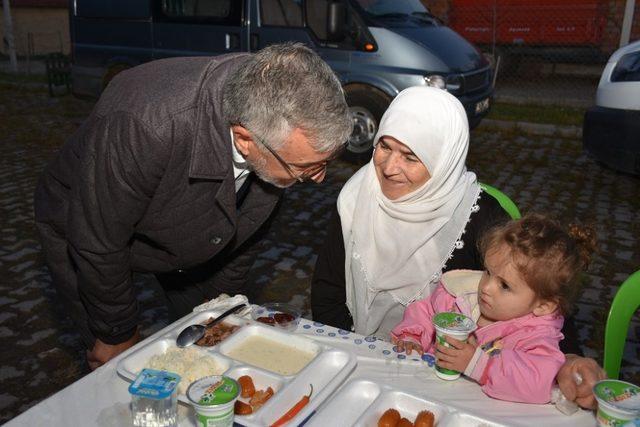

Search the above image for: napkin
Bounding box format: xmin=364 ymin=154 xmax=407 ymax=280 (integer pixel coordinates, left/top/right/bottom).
xmin=192 ymin=293 xmax=252 ymax=317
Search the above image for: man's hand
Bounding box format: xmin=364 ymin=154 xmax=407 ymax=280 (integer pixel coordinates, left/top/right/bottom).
xmin=86 ymin=328 xmax=140 ymax=371
xmin=435 ymin=335 xmax=477 ymax=373
xmin=391 ymin=335 xmax=424 ymax=355
xmin=557 ymin=354 xmax=606 ymax=409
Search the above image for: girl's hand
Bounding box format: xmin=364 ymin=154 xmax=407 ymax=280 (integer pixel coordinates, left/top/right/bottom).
xmin=391 ymin=336 xmax=424 ymax=355
xmin=435 ymin=335 xmax=477 ymax=373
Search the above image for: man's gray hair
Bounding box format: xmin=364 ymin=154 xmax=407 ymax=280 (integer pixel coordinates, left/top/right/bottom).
xmin=223 ymin=42 xmax=352 ymax=153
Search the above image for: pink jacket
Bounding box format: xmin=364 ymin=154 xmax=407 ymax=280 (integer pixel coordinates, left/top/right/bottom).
xmin=390 ymin=270 xmax=565 ymax=404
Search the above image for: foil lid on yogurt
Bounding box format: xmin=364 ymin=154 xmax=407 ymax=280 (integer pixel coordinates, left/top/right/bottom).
xmin=187 ymin=375 xmax=239 ymax=407
xmin=433 ymin=312 xmax=476 ymax=333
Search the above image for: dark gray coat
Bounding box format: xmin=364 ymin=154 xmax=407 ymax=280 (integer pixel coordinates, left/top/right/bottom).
xmin=34 ymin=54 xmax=283 ymax=344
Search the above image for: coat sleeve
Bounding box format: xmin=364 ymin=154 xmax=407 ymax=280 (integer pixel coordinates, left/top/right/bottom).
xmin=390 ymin=285 xmax=452 ymax=353
xmin=310 ymin=205 xmax=353 ymax=330
xmin=67 ymin=112 xmax=166 ymax=344
xmin=465 ymin=326 xmax=566 ymax=404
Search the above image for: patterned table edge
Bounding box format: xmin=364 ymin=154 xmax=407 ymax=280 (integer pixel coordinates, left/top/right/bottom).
xmin=293 ymin=317 xmax=436 ymax=367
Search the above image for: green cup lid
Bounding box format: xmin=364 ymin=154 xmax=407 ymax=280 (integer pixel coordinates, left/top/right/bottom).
xmin=187 ymin=376 xmax=239 ymax=407
xmin=433 ymin=312 xmax=476 ymax=332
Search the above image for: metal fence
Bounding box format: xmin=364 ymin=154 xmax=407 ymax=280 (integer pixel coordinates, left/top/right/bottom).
xmin=428 ymin=0 xmax=639 ymax=108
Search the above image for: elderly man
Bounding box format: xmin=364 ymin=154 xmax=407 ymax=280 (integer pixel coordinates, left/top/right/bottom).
xmin=34 ymin=43 xmax=352 ymax=369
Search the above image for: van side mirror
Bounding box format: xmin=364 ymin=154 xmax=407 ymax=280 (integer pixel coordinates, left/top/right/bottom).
xmin=326 ymin=1 xmax=346 ymax=42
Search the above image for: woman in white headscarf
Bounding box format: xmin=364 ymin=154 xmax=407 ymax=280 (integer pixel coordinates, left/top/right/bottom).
xmin=311 ymin=86 xmax=606 ymax=411
xmin=312 ymin=86 xmax=507 ymax=336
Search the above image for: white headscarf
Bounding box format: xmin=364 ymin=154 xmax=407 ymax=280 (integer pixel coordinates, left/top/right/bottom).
xmin=337 ymin=86 xmax=481 ymax=335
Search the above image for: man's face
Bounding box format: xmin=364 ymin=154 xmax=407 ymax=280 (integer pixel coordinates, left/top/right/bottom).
xmin=242 ymin=127 xmax=335 ymax=188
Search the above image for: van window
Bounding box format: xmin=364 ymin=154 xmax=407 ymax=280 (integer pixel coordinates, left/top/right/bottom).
xmin=159 ymin=0 xmax=240 ymax=23
xmin=305 ymin=0 xmax=329 ymax=39
xmin=77 ymin=1 xmax=150 ymax=18
xmin=353 ymin=0 xmax=427 ymax=16
xmin=260 ymin=0 xmax=303 ymax=27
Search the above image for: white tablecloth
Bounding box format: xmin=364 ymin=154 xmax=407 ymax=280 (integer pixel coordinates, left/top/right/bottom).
xmin=6 ymin=311 xmax=596 ymax=427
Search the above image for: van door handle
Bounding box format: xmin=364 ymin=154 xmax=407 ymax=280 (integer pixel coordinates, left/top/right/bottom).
xmin=250 ymin=33 xmax=259 ymax=51
xmin=225 ymin=33 xmax=240 ymax=50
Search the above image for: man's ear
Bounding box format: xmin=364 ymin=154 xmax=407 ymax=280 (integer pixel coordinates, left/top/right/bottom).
xmin=231 ymin=125 xmax=254 ymax=157
xmin=532 ymin=298 xmax=559 ymax=317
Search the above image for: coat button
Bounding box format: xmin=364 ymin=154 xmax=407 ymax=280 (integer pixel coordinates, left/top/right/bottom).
xmin=210 ymin=236 xmax=222 ymax=245
xmin=177 ymin=269 xmax=184 ymax=273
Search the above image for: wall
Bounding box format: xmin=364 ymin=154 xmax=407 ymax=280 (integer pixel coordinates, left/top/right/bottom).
xmin=423 ymin=0 xmax=639 ymax=55
xmin=0 ymin=7 xmax=69 ymax=56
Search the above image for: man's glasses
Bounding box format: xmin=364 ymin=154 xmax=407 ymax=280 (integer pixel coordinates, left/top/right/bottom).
xmin=250 ymin=130 xmax=346 ymax=183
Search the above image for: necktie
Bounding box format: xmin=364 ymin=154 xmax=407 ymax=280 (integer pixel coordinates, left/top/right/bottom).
xmin=236 ymin=172 xmax=253 ymax=209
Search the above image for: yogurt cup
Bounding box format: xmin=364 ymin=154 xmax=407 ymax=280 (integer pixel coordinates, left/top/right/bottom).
xmin=432 ymin=312 xmax=477 ymax=381
xmin=593 ymin=379 xmax=640 ymax=427
xmin=186 ymin=375 xmax=240 ymax=427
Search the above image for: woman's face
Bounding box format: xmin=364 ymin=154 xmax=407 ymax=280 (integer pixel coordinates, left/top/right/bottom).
xmin=373 ymin=136 xmax=431 ymax=199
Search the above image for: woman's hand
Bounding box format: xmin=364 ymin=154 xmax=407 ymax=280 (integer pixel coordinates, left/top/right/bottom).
xmin=86 ymin=328 xmax=140 ymax=370
xmin=435 ymin=335 xmax=477 ymax=373
xmin=556 ymin=354 xmax=607 ymax=409
xmin=391 ymin=335 xmax=424 ymax=355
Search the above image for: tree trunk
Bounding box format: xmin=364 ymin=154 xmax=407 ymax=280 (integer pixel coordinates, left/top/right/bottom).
xmin=2 ymin=0 xmax=18 ymax=73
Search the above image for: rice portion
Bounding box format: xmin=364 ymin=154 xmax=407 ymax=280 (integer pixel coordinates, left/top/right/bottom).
xmin=146 ymin=347 xmax=224 ymax=394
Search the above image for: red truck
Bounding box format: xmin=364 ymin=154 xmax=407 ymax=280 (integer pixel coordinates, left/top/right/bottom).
xmin=448 ymin=0 xmax=610 ymax=64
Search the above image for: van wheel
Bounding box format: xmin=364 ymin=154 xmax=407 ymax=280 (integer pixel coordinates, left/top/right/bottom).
xmin=102 ymin=64 xmax=130 ymax=91
xmin=344 ymin=84 xmax=391 ymax=163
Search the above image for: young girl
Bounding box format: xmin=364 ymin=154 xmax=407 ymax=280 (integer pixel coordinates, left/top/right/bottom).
xmin=391 ymin=213 xmax=597 ymax=404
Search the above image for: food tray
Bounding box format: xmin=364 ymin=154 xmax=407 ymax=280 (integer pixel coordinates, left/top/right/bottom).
xmin=116 ymin=309 xmax=357 ymax=427
xmin=305 ymin=378 xmax=508 ymax=427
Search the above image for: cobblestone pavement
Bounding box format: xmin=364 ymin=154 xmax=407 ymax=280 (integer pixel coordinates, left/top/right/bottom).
xmin=1 ymin=82 xmax=639 ymax=423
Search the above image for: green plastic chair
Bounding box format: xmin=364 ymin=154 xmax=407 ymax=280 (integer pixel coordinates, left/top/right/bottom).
xmin=479 ymin=183 xmax=522 ymax=220
xmin=603 ymin=269 xmax=640 ymax=379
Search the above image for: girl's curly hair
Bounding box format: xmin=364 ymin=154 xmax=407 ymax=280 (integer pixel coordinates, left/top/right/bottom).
xmin=479 ymin=213 xmax=597 ymax=315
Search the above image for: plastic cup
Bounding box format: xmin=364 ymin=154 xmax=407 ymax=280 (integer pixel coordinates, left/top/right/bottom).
xmin=186 ymin=375 xmax=240 ymax=427
xmin=593 ymin=379 xmax=640 ymax=427
xmin=129 ymin=368 xmax=181 ymax=427
xmin=432 ymin=312 xmax=477 ymax=381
